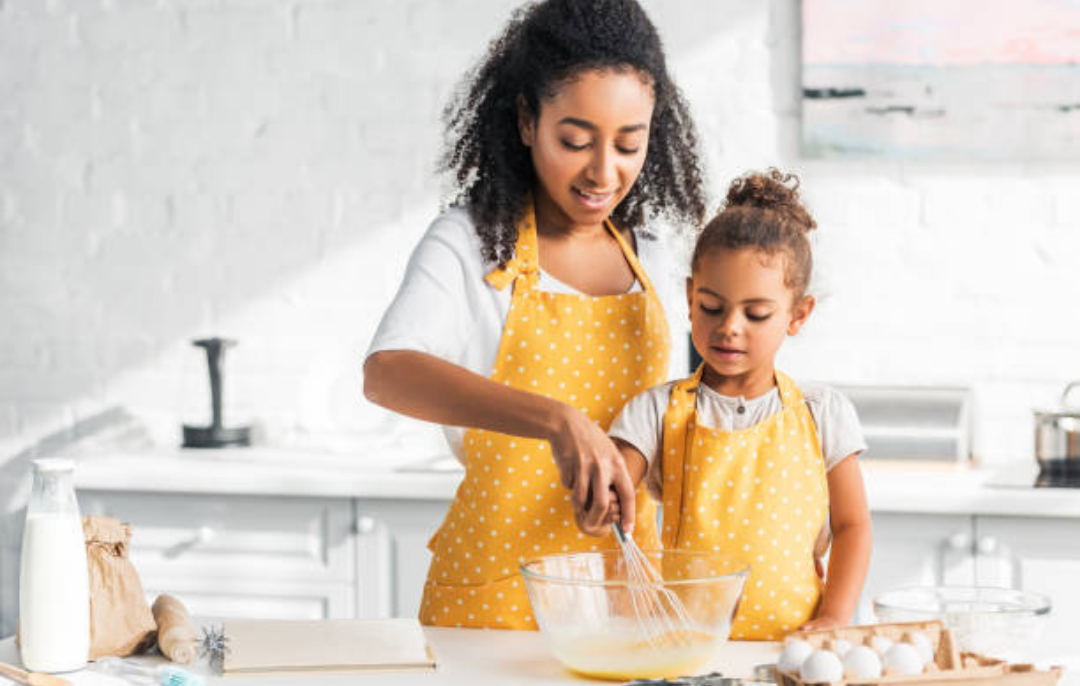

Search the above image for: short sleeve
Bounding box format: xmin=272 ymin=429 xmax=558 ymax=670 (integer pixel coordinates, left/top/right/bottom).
xmin=365 ymin=210 xmax=486 ymax=365
xmin=803 ymin=384 xmax=867 ymax=471
xmin=609 ymin=383 xmax=674 ymax=467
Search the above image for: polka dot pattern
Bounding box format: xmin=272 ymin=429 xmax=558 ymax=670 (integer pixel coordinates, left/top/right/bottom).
xmin=420 ymin=202 xmax=671 ymax=630
xmin=661 ymin=366 xmax=828 ymax=640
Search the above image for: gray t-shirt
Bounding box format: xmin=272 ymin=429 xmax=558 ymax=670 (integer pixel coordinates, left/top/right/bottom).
xmin=609 ymin=379 xmax=866 ymax=474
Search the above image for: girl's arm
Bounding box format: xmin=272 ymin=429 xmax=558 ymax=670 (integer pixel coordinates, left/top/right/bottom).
xmin=613 ymin=438 xmax=648 ymax=486
xmin=800 ymin=454 xmax=872 ymax=630
xmin=364 ymin=349 xmax=637 ymax=534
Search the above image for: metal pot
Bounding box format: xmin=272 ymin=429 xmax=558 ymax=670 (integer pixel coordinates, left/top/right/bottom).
xmin=1034 ymin=381 xmax=1080 ymax=467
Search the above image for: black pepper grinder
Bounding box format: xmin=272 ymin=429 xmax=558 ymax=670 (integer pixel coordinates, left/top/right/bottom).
xmin=182 ymin=337 xmax=251 ymax=448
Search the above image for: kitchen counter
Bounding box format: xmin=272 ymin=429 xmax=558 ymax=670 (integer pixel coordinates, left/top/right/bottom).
xmin=0 ymin=628 xmax=781 ymax=685
xmin=2 ymin=628 xmax=1077 ymax=686
xmin=63 ymin=448 xmax=1080 ymax=518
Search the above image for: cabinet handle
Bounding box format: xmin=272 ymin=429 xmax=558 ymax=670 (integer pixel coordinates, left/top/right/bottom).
xmin=976 ymin=535 xmax=998 ymax=555
xmin=163 ymin=526 xmax=215 ymax=559
xmin=354 ymin=515 xmax=377 ymax=535
xmin=945 ymin=532 xmax=971 ymax=551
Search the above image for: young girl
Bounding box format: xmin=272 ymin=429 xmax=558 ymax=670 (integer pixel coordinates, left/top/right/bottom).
xmin=609 ymin=169 xmax=872 ymax=640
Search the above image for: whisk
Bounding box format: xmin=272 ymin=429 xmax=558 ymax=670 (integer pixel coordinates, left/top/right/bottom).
xmin=612 ymin=522 xmax=698 ymax=649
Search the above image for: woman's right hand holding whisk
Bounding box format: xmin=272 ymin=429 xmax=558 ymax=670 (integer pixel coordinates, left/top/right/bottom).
xmin=547 ymin=403 xmax=637 ymax=537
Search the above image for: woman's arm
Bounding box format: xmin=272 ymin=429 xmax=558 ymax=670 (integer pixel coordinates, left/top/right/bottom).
xmin=364 ymin=349 xmax=637 ymax=534
xmin=800 ymin=455 xmax=872 ymax=630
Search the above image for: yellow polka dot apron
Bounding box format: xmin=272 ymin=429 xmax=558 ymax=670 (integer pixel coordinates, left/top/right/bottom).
xmin=420 ymin=202 xmax=670 ymax=629
xmin=660 ymin=365 xmax=828 ymax=640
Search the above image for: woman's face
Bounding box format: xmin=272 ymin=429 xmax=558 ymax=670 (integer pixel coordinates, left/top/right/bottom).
xmin=518 ymin=68 xmax=654 ymax=229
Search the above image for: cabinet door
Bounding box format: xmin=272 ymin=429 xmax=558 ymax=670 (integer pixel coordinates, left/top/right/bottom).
xmin=139 ymin=575 xmax=351 ymax=620
xmin=78 ymin=491 xmax=356 ymax=620
xmin=857 ymin=513 xmax=975 ymax=623
xmin=974 ymin=516 xmax=1080 ymax=657
xmin=81 ymin=491 xmax=354 ymax=583
xmin=353 ymin=499 xmax=448 ymax=619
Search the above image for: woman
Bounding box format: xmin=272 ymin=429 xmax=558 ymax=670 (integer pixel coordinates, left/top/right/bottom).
xmin=363 ymin=0 xmax=707 ymax=629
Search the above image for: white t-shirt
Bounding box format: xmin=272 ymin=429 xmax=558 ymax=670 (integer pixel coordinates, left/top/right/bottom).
xmin=366 ymin=207 xmax=688 ymax=461
xmin=609 ymin=380 xmax=866 ymax=474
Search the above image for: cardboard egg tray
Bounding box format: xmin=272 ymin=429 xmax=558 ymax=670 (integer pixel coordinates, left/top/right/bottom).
xmin=774 ymin=620 xmax=1061 ymax=686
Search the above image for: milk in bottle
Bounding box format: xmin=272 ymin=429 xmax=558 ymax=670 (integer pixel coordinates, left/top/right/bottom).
xmin=19 ymin=458 xmax=90 ymax=672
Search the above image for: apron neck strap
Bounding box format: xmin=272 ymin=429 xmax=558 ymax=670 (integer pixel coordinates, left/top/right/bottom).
xmin=685 ymin=364 xmax=801 ymax=410
xmin=660 ymin=365 xmax=705 ymax=549
xmin=485 ymin=197 xmax=653 ymax=293
xmin=604 ymin=218 xmax=655 ymax=292
xmin=774 ymin=370 xmax=803 ymax=410
xmin=485 ymin=198 xmax=540 ymax=291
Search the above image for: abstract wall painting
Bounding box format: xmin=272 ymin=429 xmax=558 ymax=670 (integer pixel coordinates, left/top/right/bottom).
xmin=801 ymin=0 xmax=1080 ymax=161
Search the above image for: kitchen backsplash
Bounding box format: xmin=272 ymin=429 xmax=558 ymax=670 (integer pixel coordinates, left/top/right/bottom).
xmin=1 ymin=0 xmax=1078 ymax=470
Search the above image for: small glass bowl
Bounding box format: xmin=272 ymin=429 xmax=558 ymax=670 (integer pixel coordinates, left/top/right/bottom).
xmin=873 ymin=586 xmax=1051 ymax=659
xmin=520 ymin=549 xmax=749 ymax=681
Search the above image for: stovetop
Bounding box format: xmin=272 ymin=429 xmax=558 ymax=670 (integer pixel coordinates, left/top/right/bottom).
xmin=1034 ymin=459 xmax=1080 ymax=488
xmin=986 ymin=459 xmax=1080 ymax=489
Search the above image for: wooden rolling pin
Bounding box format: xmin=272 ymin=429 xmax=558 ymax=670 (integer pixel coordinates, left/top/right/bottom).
xmin=0 ymin=661 xmax=70 ymax=686
xmin=152 ymin=594 xmax=198 ymax=664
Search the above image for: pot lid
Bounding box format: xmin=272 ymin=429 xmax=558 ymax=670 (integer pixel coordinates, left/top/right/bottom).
xmin=1035 ymin=381 xmax=1080 ymax=417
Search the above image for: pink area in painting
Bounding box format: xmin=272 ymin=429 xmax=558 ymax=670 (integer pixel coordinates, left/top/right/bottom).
xmin=804 ymin=0 xmax=1080 ymax=65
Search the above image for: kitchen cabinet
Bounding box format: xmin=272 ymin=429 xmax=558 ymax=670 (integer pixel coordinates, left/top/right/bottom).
xmin=855 ymin=513 xmax=975 ymax=623
xmin=862 ymin=512 xmax=1080 ymax=657
xmin=0 ymin=489 xmax=444 ymax=635
xmin=974 ymin=516 xmax=1080 ymax=656
xmin=79 ymin=491 xmax=357 ymax=621
xmin=353 ymin=498 xmax=446 ymax=619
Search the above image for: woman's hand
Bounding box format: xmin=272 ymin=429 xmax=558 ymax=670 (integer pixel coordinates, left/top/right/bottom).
xmin=547 ymin=403 xmax=636 ymax=537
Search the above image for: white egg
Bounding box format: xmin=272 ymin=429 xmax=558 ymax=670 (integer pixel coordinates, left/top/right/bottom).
xmin=843 ymin=645 xmax=883 ymax=680
xmin=867 ymin=634 xmax=893 ymax=656
xmin=778 ymin=639 xmax=814 ymax=674
xmin=800 ymin=650 xmax=845 ymax=683
xmin=828 ymin=638 xmax=853 ymax=658
xmin=883 ymin=643 xmax=925 ymax=676
xmin=903 ymin=631 xmax=935 ymax=665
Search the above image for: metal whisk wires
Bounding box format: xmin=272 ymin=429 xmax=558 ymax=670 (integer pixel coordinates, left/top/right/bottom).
xmin=612 ymin=522 xmax=697 ymax=650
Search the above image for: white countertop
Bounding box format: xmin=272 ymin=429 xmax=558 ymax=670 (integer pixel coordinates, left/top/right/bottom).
xmin=61 ymin=447 xmax=1080 ymax=519
xmin=3 ymin=628 xmax=1077 ymax=686
xmin=0 ymin=628 xmax=781 ymax=685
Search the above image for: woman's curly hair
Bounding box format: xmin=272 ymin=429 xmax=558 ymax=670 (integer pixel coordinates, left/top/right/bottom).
xmin=692 ymin=168 xmax=817 ymax=298
xmin=440 ymin=0 xmax=707 ymax=265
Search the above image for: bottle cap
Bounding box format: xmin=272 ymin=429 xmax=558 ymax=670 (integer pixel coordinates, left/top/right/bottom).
xmin=32 ymin=458 xmax=76 ymax=472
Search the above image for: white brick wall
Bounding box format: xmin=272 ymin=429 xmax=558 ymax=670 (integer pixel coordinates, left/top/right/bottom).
xmin=1 ymin=0 xmax=1078 ymax=471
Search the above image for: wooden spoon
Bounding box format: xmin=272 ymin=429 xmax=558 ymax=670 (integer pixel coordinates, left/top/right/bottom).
xmin=0 ymin=661 xmax=71 ymax=686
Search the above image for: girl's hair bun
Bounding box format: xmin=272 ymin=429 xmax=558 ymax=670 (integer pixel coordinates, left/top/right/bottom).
xmin=724 ymin=168 xmax=816 ymax=234
xmin=692 ymin=167 xmax=818 ymax=298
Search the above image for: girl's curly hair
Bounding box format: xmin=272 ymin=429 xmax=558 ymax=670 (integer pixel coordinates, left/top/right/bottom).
xmin=692 ymin=168 xmax=817 ymax=299
xmin=440 ymin=0 xmax=707 ymax=265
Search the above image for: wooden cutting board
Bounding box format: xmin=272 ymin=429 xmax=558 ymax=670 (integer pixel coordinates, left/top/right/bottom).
xmin=222 ymin=618 xmax=437 ymax=675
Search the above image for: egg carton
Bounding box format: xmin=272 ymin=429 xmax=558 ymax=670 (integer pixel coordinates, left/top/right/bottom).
xmin=774 ymin=620 xmax=1061 ymax=686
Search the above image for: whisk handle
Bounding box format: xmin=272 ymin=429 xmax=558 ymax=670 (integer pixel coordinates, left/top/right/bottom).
xmin=611 ymin=522 xmax=628 ymax=544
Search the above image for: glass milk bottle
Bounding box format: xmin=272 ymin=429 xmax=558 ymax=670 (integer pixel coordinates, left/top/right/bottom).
xmin=19 ymin=458 xmax=90 ymax=672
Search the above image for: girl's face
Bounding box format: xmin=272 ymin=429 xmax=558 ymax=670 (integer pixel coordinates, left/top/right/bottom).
xmin=687 ymin=248 xmax=815 ymax=395
xmin=518 ymin=68 xmax=654 ymax=230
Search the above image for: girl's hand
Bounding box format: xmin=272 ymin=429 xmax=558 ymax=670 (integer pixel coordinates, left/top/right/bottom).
xmin=547 ymin=403 xmax=636 ymax=537
xmin=798 ymin=614 xmax=845 ymax=631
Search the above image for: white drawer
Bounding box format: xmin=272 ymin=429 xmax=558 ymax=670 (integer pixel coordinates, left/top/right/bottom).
xmin=141 ymin=576 xmax=353 ymax=620
xmin=80 ymin=491 xmax=354 ymax=584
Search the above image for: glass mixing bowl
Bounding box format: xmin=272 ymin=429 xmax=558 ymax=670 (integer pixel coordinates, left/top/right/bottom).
xmin=520 ymin=550 xmax=749 ymax=681
xmin=873 ymin=586 xmax=1051 ymax=659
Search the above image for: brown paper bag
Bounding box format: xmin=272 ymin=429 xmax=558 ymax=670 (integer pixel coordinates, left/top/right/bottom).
xmin=83 ymin=515 xmax=157 ymax=659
